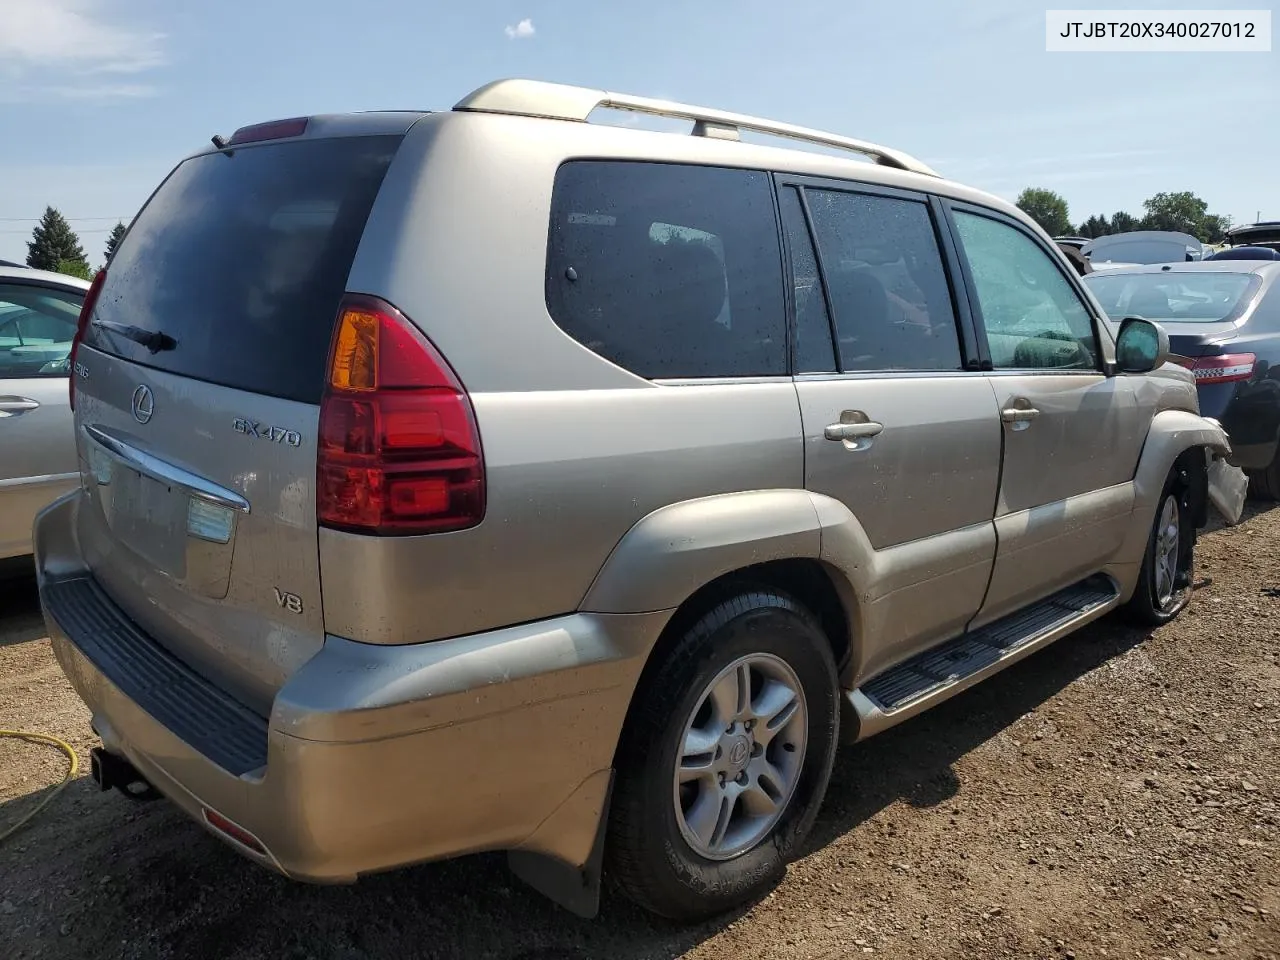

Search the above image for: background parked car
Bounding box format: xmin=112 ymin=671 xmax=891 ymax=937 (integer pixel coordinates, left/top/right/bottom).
xmin=1224 ymin=221 xmax=1280 ymax=254
xmin=1052 ymin=235 xmax=1091 ymax=250
xmin=1084 ymin=261 xmax=1280 ymax=498
xmin=1081 ymin=230 xmax=1206 ymax=267
xmin=1206 ymin=246 xmax=1280 ymax=262
xmin=0 ymin=265 xmax=88 ymax=568
xmin=1056 ymin=241 xmax=1093 ymax=275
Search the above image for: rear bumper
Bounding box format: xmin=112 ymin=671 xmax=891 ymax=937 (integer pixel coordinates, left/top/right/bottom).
xmin=34 ymin=490 xmax=666 ymax=883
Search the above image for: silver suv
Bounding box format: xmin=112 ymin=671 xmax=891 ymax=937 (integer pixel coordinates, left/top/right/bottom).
xmin=35 ymin=79 xmax=1229 ymax=922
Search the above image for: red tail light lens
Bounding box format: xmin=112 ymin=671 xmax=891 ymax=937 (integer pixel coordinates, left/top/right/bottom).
xmin=317 ymin=295 xmax=485 ymax=535
xmin=69 ymin=269 xmax=106 ymax=410
xmin=1177 ymin=353 xmax=1256 ymax=385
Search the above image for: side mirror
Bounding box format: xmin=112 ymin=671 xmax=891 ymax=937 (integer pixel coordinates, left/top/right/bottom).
xmin=1115 ymin=316 xmax=1171 ymax=373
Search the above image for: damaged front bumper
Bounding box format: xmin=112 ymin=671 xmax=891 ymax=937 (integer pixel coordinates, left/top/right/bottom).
xmin=1202 ymin=418 xmax=1247 ymax=526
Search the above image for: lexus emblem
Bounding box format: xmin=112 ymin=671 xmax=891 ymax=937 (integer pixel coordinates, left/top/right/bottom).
xmin=131 ymin=384 xmax=155 ymax=425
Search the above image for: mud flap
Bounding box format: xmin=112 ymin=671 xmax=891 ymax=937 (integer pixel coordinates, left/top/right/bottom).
xmin=507 ymin=772 xmax=614 ymax=919
xmin=1206 ymin=449 xmax=1248 ymax=526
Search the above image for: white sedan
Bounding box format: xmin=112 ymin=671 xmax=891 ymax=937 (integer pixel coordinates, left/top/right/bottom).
xmin=0 ymin=265 xmax=89 ymax=569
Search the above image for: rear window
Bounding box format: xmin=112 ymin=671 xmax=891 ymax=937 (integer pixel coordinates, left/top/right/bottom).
xmin=546 ymin=161 xmax=786 ymax=379
xmin=86 ymin=135 xmax=402 ymax=403
xmin=1084 ymin=271 xmax=1259 ymax=323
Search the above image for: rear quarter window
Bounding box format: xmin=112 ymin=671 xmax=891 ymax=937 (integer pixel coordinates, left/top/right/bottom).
xmin=545 ymin=161 xmax=786 ymax=379
xmin=86 ymin=135 xmax=402 ymax=403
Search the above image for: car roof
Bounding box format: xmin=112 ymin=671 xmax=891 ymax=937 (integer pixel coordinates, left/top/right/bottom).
xmin=1082 ymin=260 xmax=1280 ymax=278
xmin=0 ymin=265 xmax=92 ymax=290
xmin=181 ymin=79 xmax=1036 ymax=234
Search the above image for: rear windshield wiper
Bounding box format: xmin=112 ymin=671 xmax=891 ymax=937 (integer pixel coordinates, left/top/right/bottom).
xmin=92 ymin=319 xmax=177 ymax=354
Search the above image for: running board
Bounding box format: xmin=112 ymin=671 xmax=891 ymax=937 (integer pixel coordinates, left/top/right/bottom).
xmin=846 ymin=575 xmax=1121 ymax=742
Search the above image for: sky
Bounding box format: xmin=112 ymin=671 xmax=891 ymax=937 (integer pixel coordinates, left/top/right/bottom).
xmin=0 ymin=0 xmax=1276 ymax=265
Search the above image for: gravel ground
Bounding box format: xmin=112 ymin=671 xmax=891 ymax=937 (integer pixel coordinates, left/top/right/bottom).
xmin=1 ymin=504 xmax=1278 ymax=960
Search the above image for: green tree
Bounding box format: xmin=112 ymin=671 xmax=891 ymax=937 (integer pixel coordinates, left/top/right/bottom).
xmin=1016 ymin=187 xmax=1073 ymax=236
xmin=1200 ymin=213 xmax=1232 ymax=244
xmin=1110 ymin=211 xmax=1140 ymax=233
xmin=56 ymin=259 xmax=93 ymax=281
xmin=1079 ymin=214 xmax=1111 ymax=239
xmin=1136 ymin=191 xmax=1229 ymax=242
xmin=26 ymin=207 xmax=88 ymax=272
xmin=1139 ymin=191 xmax=1209 ymax=236
xmin=104 ymin=221 xmax=127 ymax=261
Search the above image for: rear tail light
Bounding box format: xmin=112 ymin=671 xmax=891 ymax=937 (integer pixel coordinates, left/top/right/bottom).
xmin=69 ymin=269 xmax=106 ymax=410
xmin=317 ymin=295 xmax=485 ymax=535
xmin=1177 ymin=353 xmax=1256 ymax=385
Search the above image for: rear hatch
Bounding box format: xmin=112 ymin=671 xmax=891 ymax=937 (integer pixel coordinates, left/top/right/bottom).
xmin=71 ymin=122 xmax=410 ymax=715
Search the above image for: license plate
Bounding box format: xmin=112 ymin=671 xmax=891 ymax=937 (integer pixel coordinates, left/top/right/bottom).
xmin=106 ymin=467 xmax=187 ymax=573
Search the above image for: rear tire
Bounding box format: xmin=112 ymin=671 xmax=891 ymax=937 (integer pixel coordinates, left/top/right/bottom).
xmin=1247 ymin=450 xmax=1280 ymax=501
xmin=1123 ymin=467 xmax=1195 ymax=627
xmin=606 ymin=589 xmax=840 ymax=921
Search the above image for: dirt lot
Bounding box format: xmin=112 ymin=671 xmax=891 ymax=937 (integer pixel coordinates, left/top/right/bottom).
xmin=2 ymin=506 xmax=1278 ymax=960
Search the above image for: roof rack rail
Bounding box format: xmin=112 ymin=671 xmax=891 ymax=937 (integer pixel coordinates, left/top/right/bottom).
xmin=454 ymin=79 xmax=939 ymax=178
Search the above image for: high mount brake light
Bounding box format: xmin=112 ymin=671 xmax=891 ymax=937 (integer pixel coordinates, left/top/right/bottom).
xmin=69 ymin=269 xmax=106 ymax=410
xmin=1177 ymin=353 xmax=1257 ymax=385
xmin=317 ymin=295 xmax=486 ymax=535
xmin=226 ymin=117 xmax=309 ymax=146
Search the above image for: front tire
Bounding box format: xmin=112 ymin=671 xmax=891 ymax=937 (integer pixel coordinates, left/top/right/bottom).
xmin=606 ymin=589 xmax=840 ymax=921
xmin=1123 ymin=468 xmax=1194 ymax=626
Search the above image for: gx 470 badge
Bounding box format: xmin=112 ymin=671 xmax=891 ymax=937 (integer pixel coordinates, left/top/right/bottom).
xmin=233 ymin=418 xmax=302 ymax=448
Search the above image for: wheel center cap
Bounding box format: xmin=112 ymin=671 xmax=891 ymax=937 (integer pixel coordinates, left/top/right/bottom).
xmin=724 ymin=735 xmax=751 ymax=772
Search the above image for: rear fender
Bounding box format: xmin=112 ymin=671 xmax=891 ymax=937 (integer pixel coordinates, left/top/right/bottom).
xmin=579 ymin=489 xmax=992 ymax=688
xmin=579 ymin=489 xmax=827 ymax=615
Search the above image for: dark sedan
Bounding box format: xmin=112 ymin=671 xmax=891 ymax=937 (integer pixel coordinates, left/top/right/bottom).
xmin=1084 ymin=262 xmax=1280 ymax=499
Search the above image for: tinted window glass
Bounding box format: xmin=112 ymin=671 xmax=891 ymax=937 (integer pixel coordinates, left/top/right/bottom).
xmin=0 ymin=283 xmax=83 ymax=379
xmin=779 ymin=187 xmax=836 ymax=373
xmin=954 ymin=211 xmax=1099 ymax=370
xmin=1084 ymin=271 xmax=1259 ymax=323
xmin=805 ymin=190 xmax=962 ymax=372
xmin=546 ymin=161 xmax=786 ymax=379
xmin=86 ymin=135 xmax=402 ymax=403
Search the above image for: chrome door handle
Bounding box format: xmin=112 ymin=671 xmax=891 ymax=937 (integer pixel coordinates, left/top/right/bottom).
xmin=1000 ymin=406 xmax=1040 ymax=424
xmin=824 ymin=420 xmax=884 ymax=441
xmin=0 ymin=396 xmax=40 ymax=416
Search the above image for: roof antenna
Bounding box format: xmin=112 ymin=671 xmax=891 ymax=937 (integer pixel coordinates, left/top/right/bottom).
xmin=211 ymin=134 xmax=228 ymax=149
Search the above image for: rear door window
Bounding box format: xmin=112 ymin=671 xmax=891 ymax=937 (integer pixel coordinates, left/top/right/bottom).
xmin=85 ymin=135 xmax=402 ymax=403
xmin=803 ymin=188 xmax=964 ymax=372
xmin=546 ymin=161 xmax=786 ymax=379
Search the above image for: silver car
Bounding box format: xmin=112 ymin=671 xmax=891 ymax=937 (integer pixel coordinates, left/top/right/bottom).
xmin=0 ymin=265 xmax=88 ymax=567
xmin=34 ymin=79 xmax=1228 ymax=922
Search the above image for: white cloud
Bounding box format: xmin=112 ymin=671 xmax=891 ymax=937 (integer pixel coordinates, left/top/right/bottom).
xmin=0 ymin=0 xmax=166 ymax=76
xmin=0 ymin=83 xmax=158 ymax=104
xmin=504 ymin=18 xmax=536 ymax=40
xmin=49 ymin=83 xmax=158 ymax=100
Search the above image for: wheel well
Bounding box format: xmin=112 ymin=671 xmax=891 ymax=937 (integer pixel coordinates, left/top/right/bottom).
xmin=609 ymin=559 xmax=853 ymax=773
xmin=1173 ymin=446 xmax=1209 ymax=528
